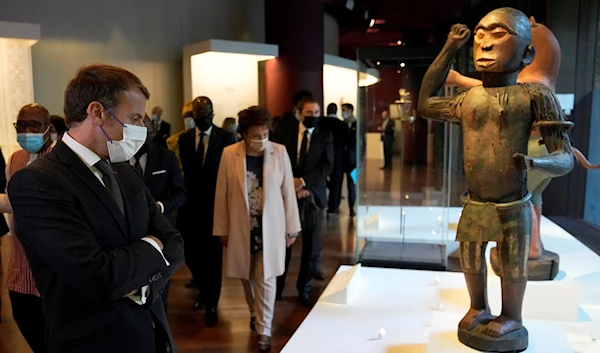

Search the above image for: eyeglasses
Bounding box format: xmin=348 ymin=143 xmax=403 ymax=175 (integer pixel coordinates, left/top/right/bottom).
xmin=14 ymin=121 xmax=49 ymax=133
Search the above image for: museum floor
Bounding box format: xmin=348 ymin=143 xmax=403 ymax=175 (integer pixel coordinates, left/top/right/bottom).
xmin=0 ymin=158 xmax=598 ymax=352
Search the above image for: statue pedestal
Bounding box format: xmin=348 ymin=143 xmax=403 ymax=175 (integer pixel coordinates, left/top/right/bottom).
xmin=490 ymin=248 xmax=560 ymax=281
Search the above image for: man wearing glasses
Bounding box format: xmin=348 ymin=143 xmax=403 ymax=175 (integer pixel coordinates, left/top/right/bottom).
xmin=177 ymin=96 xmax=236 ymax=326
xmin=5 ymin=103 xmax=55 ymax=353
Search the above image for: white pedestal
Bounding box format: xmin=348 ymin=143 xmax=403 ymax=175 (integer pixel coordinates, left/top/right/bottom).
xmin=427 ymin=312 xmax=572 ymax=352
xmin=320 ymin=263 xmax=362 ymax=305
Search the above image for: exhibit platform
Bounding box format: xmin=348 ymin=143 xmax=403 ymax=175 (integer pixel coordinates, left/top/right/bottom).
xmin=282 ymin=214 xmax=600 ymax=352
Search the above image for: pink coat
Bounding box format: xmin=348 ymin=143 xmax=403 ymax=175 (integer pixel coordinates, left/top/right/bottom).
xmin=213 ymin=141 xmax=301 ymax=280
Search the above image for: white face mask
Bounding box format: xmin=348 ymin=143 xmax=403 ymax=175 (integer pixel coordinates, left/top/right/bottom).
xmin=184 ymin=117 xmax=196 ymax=130
xmin=106 ymin=123 xmax=147 ymax=163
xmin=249 ymin=137 xmax=269 ymax=152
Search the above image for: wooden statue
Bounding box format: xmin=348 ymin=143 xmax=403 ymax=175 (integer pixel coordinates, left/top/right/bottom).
xmin=418 ymin=8 xmax=574 ymax=351
xmin=446 ymin=17 xmax=597 ymax=280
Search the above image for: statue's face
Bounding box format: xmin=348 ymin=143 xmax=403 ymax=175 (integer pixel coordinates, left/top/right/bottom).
xmin=473 ymin=11 xmax=530 ymax=73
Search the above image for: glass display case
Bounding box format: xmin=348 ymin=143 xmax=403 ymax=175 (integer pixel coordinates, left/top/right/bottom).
xmin=353 ymin=53 xmax=466 ymax=270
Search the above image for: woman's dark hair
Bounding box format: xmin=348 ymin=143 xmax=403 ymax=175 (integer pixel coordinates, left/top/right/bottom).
xmin=238 ymin=106 xmax=272 ymax=135
xmin=50 ymin=115 xmax=69 ymax=133
xmin=222 ymin=117 xmax=237 ymax=133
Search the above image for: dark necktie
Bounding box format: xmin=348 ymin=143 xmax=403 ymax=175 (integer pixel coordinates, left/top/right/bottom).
xmin=299 ymin=130 xmax=308 ymax=169
xmin=197 ymin=132 xmax=205 ymax=167
xmin=133 ymin=157 xmax=143 ymax=176
xmin=95 ymin=160 xmax=125 ymax=215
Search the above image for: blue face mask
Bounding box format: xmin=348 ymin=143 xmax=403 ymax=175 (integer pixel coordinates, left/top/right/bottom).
xmin=17 ymin=131 xmax=49 ymax=153
xmin=151 ymin=114 xmax=159 ymax=122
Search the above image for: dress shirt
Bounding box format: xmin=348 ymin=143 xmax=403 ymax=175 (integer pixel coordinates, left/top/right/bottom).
xmin=297 ymin=123 xmax=315 ymax=161
xmin=195 ymin=125 xmax=212 ymax=159
xmin=62 ymin=132 xmax=169 ymax=305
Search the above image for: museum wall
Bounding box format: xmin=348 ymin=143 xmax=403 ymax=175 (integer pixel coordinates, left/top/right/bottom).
xmin=324 ymin=13 xmax=339 ymax=56
xmin=0 ymin=0 xmax=265 ymax=130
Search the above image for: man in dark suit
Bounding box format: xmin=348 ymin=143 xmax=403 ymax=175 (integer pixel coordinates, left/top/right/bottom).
xmin=341 ymin=103 xmax=358 ymax=217
xmin=177 ymin=96 xmax=236 ymax=326
xmin=8 ymin=64 xmax=184 ymax=353
xmin=152 ymin=106 xmax=171 ymax=148
xmin=321 ymin=103 xmax=351 ymax=220
xmin=131 ymin=115 xmax=187 ymax=311
xmin=380 ymin=109 xmax=395 ymax=169
xmin=271 ymin=90 xmax=313 ymax=142
xmin=274 ymin=97 xmax=334 ymax=306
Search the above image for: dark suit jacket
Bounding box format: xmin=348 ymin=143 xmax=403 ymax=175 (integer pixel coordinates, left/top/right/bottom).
xmin=177 ymin=126 xmax=236 ymax=235
xmin=154 ymin=121 xmax=171 ymax=148
xmin=143 ymin=144 xmax=187 ymax=225
xmin=273 ymin=118 xmax=334 ymax=209
xmin=8 ymin=141 xmax=184 ymax=353
xmin=319 ymin=116 xmax=351 ymax=170
xmin=344 ymin=120 xmax=358 ymax=172
xmin=382 ymin=119 xmax=395 ymax=141
xmin=0 ymin=148 xmax=9 ymax=236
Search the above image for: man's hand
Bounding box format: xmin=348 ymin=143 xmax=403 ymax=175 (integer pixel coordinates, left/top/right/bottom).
xmin=296 ymin=189 xmax=310 ymax=199
xmin=146 ymin=236 xmax=164 ymax=250
xmin=513 ymin=153 xmax=534 ymax=172
xmin=220 ymin=236 xmax=229 ymax=247
xmin=294 ymin=178 xmax=304 ymax=191
xmin=447 ymin=24 xmax=471 ymax=49
xmin=286 ymin=237 xmax=297 ymax=247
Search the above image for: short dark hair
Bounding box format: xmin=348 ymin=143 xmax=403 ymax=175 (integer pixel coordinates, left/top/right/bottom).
xmin=50 ymin=115 xmax=69 ymax=134
xmin=64 ymin=64 xmax=150 ymax=125
xmin=18 ymin=103 xmax=50 ymax=122
xmin=238 ymin=106 xmax=272 ymax=134
xmin=298 ymin=97 xmax=319 ymax=112
xmin=293 ymin=90 xmax=313 ymax=108
xmin=342 ymin=103 xmax=354 ymax=112
xmin=327 ymin=103 xmax=337 ymax=115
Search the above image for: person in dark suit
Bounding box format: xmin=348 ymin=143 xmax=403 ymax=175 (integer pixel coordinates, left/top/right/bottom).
xmin=271 ymin=90 xmax=313 ymax=142
xmin=380 ymin=109 xmax=395 ymax=169
xmin=152 ymin=106 xmax=171 ymax=148
xmin=0 ymin=147 xmax=8 ymax=324
xmin=273 ymin=97 xmax=334 ymax=306
xmin=7 ymin=64 xmax=184 ymax=353
xmin=177 ymin=96 xmax=236 ymax=326
xmin=321 ymin=103 xmax=351 ymax=221
xmin=131 ymin=115 xmax=187 ymax=312
xmin=341 ymin=103 xmax=358 ymax=217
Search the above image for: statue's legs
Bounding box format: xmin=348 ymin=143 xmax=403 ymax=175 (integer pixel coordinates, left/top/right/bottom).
xmin=458 ymin=241 xmax=494 ymax=330
xmin=483 ymin=197 xmax=532 ymax=338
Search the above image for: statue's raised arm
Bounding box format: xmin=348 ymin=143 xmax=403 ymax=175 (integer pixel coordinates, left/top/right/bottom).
xmin=418 ymin=24 xmax=471 ymax=124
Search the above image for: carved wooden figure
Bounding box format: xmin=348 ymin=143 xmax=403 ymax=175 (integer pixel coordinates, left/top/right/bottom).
xmin=418 ymin=8 xmax=574 ymax=352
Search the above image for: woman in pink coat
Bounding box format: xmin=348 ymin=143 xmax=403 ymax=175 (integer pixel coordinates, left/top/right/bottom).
xmin=213 ymin=106 xmax=302 ymax=351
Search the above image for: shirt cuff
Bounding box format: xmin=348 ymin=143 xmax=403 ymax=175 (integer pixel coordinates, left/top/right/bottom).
xmin=301 ymin=178 xmax=306 ymax=187
xmin=142 ymin=237 xmax=170 ymax=266
xmin=128 ymin=285 xmax=150 ymax=305
xmin=156 ymin=201 xmax=164 ymax=214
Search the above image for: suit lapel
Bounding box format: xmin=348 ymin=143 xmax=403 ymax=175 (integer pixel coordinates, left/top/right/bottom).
xmin=54 ymin=143 xmax=129 ymax=239
xmin=306 ymin=127 xmax=321 ymax=166
xmin=144 ymin=146 xmax=158 ymax=184
xmin=263 ymin=143 xmax=275 ymax=209
xmin=234 ymin=143 xmax=249 ymax=210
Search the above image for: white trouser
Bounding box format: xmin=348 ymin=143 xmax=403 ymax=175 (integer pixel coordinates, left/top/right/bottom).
xmin=241 ymin=252 xmax=276 ymax=336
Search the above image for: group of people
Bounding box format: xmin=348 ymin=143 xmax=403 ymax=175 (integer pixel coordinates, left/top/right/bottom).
xmin=0 ymin=63 xmax=360 ymax=353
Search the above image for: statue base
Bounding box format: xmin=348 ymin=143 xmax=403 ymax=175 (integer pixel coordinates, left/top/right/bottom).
xmin=458 ymin=325 xmax=528 ymax=352
xmin=490 ymin=248 xmax=559 ymax=281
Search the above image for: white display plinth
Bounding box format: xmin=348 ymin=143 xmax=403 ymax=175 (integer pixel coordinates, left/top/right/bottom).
xmin=0 ymin=21 xmax=40 ymax=157
xmin=320 ymin=263 xmax=362 ymax=305
xmin=427 ymin=311 xmax=572 ymax=353
xmin=282 ymin=214 xmax=600 ymax=353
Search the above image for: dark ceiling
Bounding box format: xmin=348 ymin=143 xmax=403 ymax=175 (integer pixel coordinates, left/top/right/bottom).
xmin=324 ymin=0 xmax=471 ymax=57
xmin=324 ymin=0 xmax=547 ymax=60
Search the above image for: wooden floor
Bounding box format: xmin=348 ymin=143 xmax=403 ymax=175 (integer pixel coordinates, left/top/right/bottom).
xmin=0 ymin=159 xmax=463 ymax=353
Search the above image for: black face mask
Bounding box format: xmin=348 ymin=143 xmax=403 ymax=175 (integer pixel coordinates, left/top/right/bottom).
xmin=194 ymin=112 xmax=213 ymax=131
xmin=302 ymin=116 xmax=318 ymax=129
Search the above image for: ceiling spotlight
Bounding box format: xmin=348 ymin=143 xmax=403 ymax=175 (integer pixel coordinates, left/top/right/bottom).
xmin=400 ymin=63 xmax=406 ymax=67
xmin=369 ymin=19 xmax=375 ymax=27
xmin=397 ymin=70 xmax=401 ymax=73
xmin=397 ymin=40 xmax=402 ymax=45
xmin=377 ymin=61 xmax=381 ymax=65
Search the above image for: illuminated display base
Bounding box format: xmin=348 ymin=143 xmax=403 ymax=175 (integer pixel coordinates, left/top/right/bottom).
xmin=281 ymin=216 xmax=600 ymax=353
